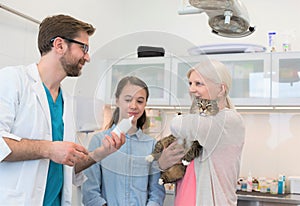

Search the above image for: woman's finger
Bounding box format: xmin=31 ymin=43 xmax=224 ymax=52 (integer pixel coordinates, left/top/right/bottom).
xmin=104 ymin=135 xmax=115 ymax=147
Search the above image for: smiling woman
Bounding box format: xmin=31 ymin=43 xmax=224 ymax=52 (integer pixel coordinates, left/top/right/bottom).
xmin=157 ymin=59 xmax=246 ymax=206
xmin=82 ymin=76 xmax=166 ymax=206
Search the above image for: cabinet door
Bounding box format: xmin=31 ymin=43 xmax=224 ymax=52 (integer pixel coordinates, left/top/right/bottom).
xmin=105 ymin=57 xmax=171 ymax=106
xmin=271 ymin=52 xmax=300 ymax=105
xmin=171 ymin=53 xmax=272 ymax=106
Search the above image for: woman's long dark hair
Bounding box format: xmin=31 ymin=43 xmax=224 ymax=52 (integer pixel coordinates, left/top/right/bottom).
xmin=106 ymin=76 xmax=149 ymax=130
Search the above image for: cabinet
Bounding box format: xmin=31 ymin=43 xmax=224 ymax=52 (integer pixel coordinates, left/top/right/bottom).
xmin=171 ymin=53 xmax=271 ymax=106
xmin=105 ymin=57 xmax=171 ymax=105
xmin=103 ymin=52 xmax=300 ymax=107
xmin=271 ymin=52 xmax=300 ymax=105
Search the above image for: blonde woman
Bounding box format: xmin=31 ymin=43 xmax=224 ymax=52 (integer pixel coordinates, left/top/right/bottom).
xmin=159 ymin=60 xmax=245 ymax=206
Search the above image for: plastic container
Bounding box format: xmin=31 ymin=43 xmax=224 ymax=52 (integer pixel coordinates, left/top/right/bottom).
xmin=288 ymin=176 xmax=300 ymax=194
xmin=252 ymin=178 xmax=259 ymax=191
xmin=236 ymin=178 xmax=243 ymax=191
xmin=266 ymin=179 xmax=272 ymax=193
xmin=259 ymin=177 xmax=268 ymax=193
xmin=282 ymin=32 xmax=292 ymax=52
xmin=112 ymin=116 xmax=134 ymax=137
xmin=247 ymin=172 xmax=253 ymax=192
xmin=278 ymin=175 xmax=286 ymax=194
xmin=268 ymin=31 xmax=277 ymax=52
xmin=270 ymin=179 xmax=278 ymax=194
xmin=282 ymin=43 xmax=291 ymax=52
xmin=241 ymin=180 xmax=247 ymax=192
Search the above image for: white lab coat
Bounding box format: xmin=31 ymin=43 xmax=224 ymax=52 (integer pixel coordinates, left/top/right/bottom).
xmin=0 ymin=63 xmax=85 ymax=205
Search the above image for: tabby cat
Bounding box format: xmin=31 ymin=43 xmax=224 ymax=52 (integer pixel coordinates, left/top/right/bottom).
xmin=146 ymin=134 xmax=202 ymax=185
xmin=190 ymin=97 xmax=219 ymax=116
xmin=145 ymin=97 xmax=219 ymax=185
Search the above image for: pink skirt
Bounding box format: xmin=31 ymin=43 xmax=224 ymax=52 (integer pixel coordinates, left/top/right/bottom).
xmin=174 ymin=160 xmax=196 ymax=206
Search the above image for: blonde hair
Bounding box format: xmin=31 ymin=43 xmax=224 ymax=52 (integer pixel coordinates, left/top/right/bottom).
xmin=187 ymin=59 xmax=235 ymax=109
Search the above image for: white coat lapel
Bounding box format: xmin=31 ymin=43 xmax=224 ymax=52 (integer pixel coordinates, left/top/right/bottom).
xmin=27 ymin=65 xmax=52 ymax=133
xmin=62 ymin=88 xmax=76 ymax=142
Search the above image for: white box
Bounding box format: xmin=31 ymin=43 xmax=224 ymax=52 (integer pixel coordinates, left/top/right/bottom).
xmin=288 ymin=176 xmax=300 ymax=194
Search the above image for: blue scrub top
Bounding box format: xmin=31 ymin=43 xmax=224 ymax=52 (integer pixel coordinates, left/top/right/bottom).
xmin=43 ymin=84 xmax=64 ymax=206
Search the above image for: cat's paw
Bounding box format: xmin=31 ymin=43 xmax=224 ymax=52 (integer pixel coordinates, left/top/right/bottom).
xmin=158 ymin=178 xmax=164 ymax=185
xmin=199 ymin=112 xmax=207 ymax=117
xmin=182 ymin=159 xmax=190 ymax=166
xmin=145 ymin=155 xmax=154 ymax=162
xmin=177 ymin=138 xmax=184 ymax=145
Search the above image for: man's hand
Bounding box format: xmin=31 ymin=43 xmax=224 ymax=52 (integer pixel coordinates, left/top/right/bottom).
xmin=47 ymin=141 xmax=89 ymax=166
xmin=2 ymin=137 xmax=88 ymax=167
xmin=158 ymin=141 xmax=185 ymax=171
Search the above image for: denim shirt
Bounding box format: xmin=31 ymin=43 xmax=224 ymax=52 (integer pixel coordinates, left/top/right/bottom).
xmin=82 ymin=127 xmax=165 ymax=206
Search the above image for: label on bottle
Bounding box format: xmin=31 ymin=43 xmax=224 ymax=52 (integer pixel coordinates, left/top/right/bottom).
xmin=268 ymin=31 xmax=277 ymax=52
xmin=241 ymin=181 xmax=247 ymax=191
xmin=247 ymin=180 xmax=253 ymax=192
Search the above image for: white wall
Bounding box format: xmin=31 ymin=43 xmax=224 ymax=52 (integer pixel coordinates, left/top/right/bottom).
xmin=1 ymin=0 xmax=300 ymax=190
xmin=1 ymin=0 xmax=299 ymax=66
xmin=159 ymin=110 xmax=300 ymax=180
xmin=240 ymin=112 xmax=300 ymax=179
xmin=1 ymin=0 xmax=299 ymax=94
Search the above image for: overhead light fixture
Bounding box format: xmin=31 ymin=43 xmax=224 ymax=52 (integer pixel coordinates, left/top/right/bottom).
xmin=224 ymin=10 xmax=233 ymax=24
xmin=189 ymin=0 xmax=255 ymax=38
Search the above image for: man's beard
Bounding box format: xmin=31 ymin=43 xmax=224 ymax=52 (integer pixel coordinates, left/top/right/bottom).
xmin=60 ymin=54 xmax=84 ymax=77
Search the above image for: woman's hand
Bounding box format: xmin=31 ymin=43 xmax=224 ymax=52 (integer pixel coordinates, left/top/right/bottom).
xmin=158 ymin=141 xmax=185 ymax=170
xmin=90 ymin=132 xmax=126 ymax=162
xmin=102 ymin=132 xmax=126 ymax=155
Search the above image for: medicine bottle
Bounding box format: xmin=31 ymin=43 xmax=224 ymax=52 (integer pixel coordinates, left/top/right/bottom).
xmin=246 ymin=172 xmax=253 ymax=192
xmin=270 ymin=179 xmax=278 ymax=194
xmin=112 ymin=116 xmax=134 ymax=137
xmin=278 ymin=175 xmax=286 ymax=194
xmin=268 ymin=31 xmax=277 ymax=52
xmin=259 ymin=177 xmax=267 ymax=193
xmin=252 ymin=178 xmax=259 ymax=191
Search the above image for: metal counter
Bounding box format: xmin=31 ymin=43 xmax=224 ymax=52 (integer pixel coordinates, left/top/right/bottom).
xmin=237 ymin=191 xmax=300 ymax=206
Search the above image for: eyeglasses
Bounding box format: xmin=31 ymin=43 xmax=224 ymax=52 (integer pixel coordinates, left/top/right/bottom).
xmin=50 ymin=36 xmax=89 ymax=54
